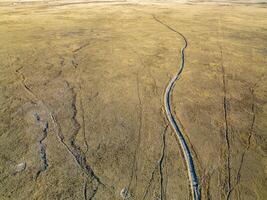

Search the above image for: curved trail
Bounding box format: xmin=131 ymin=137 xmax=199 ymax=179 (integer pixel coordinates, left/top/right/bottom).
xmin=153 ymin=16 xmax=200 ymax=200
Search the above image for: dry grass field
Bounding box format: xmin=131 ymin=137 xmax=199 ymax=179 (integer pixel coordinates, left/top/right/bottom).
xmin=0 ymin=1 xmax=266 ymax=200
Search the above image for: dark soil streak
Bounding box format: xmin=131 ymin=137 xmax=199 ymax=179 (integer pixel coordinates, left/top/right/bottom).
xmin=219 ymin=45 xmax=232 ymax=200
xmin=14 ymin=64 xmax=102 ymax=192
xmin=141 ymin=164 xmax=158 ymax=200
xmin=72 ymin=42 xmax=90 ymax=68
xmin=35 ymin=115 xmax=49 ymax=180
xmin=84 ymin=179 xmax=88 ymax=200
xmin=229 ymin=87 xmax=256 ymax=198
xmin=73 ymin=42 xmax=90 ymax=53
xmin=69 ymin=87 xmax=104 ymax=175
xmin=88 ymin=186 xmax=98 ymax=200
xmin=49 ymin=94 xmax=104 ymax=199
xmin=159 ymin=125 xmax=168 ymax=200
xmin=217 ymin=16 xmax=233 ymax=200
xmin=50 ymin=113 xmax=80 ymax=162
xmin=141 ymin=124 xmax=168 ymax=200
xmin=80 ymin=97 xmax=89 ymax=153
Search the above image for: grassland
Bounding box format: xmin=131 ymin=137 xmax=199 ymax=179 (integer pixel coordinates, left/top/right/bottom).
xmin=0 ymin=1 xmax=266 ymax=199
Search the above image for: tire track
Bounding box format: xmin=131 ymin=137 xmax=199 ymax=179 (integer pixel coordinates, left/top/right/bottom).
xmin=127 ymin=70 xmax=143 ymax=196
xmin=153 ymin=15 xmax=201 ymax=200
xmin=130 ymin=47 xmax=159 ymax=96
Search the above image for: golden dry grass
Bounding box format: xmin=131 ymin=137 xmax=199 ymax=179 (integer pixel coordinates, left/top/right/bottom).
xmin=0 ymin=1 xmax=266 ymax=199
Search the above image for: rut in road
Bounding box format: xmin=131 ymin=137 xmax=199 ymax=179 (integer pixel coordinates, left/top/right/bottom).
xmin=153 ymin=15 xmax=201 ymax=200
